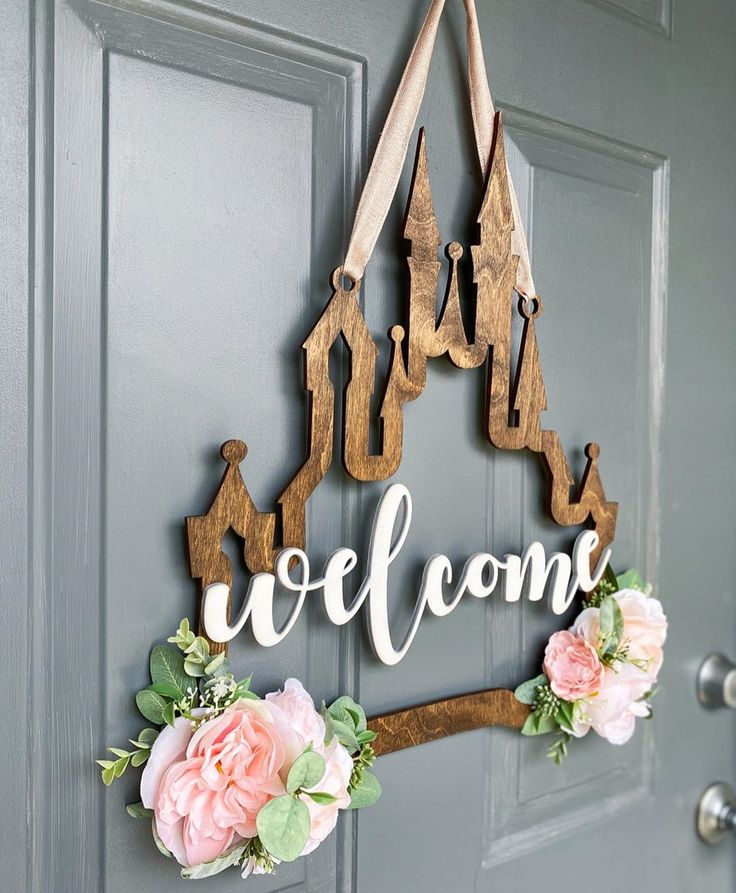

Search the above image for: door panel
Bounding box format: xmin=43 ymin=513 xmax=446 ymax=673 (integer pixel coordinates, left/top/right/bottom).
xmin=5 ymin=0 xmax=736 ymax=891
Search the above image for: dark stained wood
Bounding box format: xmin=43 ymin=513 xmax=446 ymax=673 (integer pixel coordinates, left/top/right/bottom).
xmin=369 ymin=689 xmax=529 ymax=756
xmin=186 ymin=111 xmax=618 ymax=733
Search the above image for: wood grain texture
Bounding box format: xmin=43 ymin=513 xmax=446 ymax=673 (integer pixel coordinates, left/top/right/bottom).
xmin=186 ymin=112 xmax=618 ymax=727
xmin=369 ymin=689 xmax=530 ymax=756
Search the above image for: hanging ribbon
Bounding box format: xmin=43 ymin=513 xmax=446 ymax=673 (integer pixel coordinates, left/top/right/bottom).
xmin=342 ymin=0 xmax=535 ymax=300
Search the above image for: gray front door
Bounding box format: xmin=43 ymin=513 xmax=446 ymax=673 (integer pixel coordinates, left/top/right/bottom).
xmin=3 ymin=0 xmax=735 ymax=891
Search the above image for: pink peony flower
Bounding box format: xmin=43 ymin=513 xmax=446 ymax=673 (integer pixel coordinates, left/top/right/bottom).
xmin=140 ymin=700 xmax=290 ymax=867
xmin=543 ymin=630 xmax=604 ymax=701
xmin=265 ymin=678 xmax=352 ymax=855
xmin=573 ymin=590 xmax=667 ymax=682
xmin=567 ymin=663 xmax=652 ymax=745
xmin=266 ymin=678 xmax=326 ymax=765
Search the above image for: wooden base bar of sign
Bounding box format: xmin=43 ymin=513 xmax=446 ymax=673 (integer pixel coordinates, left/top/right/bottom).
xmin=368 ymin=689 xmax=530 ymax=757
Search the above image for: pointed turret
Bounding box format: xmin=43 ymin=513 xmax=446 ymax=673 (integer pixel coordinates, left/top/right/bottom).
xmin=511 ymin=298 xmax=548 ymax=450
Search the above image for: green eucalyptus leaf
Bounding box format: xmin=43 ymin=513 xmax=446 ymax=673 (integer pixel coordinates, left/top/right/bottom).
xmin=184 ymin=636 xmax=210 ymax=661
xmin=96 ymin=759 xmax=115 ymax=770
xmin=148 ymin=681 xmax=184 ymax=700
xmin=101 ymin=766 xmax=115 ymax=786
xmin=256 ymin=795 xmax=311 ymax=862
xmin=131 ymin=750 xmax=149 ymax=768
xmin=135 ymin=689 xmax=168 ymax=725
xmin=328 ymin=696 xmax=367 ymax=734
xmin=107 ymin=747 xmax=130 ymax=758
xmin=322 ymin=708 xmax=335 ymax=744
xmin=356 ymin=729 xmax=377 ymax=744
xmin=204 ymin=652 xmax=227 ymax=676
xmin=513 ymin=674 xmax=548 ymax=705
xmin=126 ymin=801 xmax=153 ymax=819
xmin=163 ymin=700 xmax=176 ymax=727
xmin=555 ymin=699 xmax=576 ymax=731
xmin=304 ymin=791 xmax=338 ymax=805
xmin=180 ymin=845 xmax=247 ymax=879
xmin=520 ymin=711 xmax=559 ymax=736
xmin=616 ymin=569 xmax=651 ymax=595
xmin=286 ymin=750 xmax=326 ymax=794
xmin=331 ymin=720 xmax=360 ymax=754
xmin=151 ymin=818 xmax=172 ymax=858
xmin=136 ymin=727 xmax=159 ymax=748
xmin=113 ymin=756 xmax=130 ymax=778
xmin=348 ymin=770 xmax=382 ymax=809
xmin=600 ymin=595 xmax=624 ymax=655
xmin=183 ymin=659 xmax=206 ymax=678
xmin=150 ymin=646 xmax=188 ymax=699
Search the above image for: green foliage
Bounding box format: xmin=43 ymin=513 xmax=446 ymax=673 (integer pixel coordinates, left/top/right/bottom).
xmin=521 ymin=711 xmax=559 ymax=736
xmin=532 ymin=684 xmax=561 ymax=718
xmin=616 ymin=568 xmax=652 ymax=595
xmin=599 ymin=595 xmax=625 ymax=658
xmin=325 ymin=695 xmax=370 ymax=754
xmin=303 ymin=791 xmax=337 ymax=805
xmin=204 ymin=652 xmax=227 ymax=677
xmin=320 ymin=702 xmax=335 ymax=744
xmin=150 ymin=646 xmax=189 ymax=700
xmin=180 ymin=845 xmax=246 ymax=880
xmin=286 ymin=749 xmax=326 ymax=794
xmin=603 ymin=562 xmax=619 ymax=590
xmin=167 ymin=617 xmax=195 ymax=650
xmin=231 ymin=676 xmax=258 ymax=701
xmin=554 ymin=698 xmax=576 ymax=732
xmin=256 ymin=795 xmax=311 ymax=862
xmin=182 ymin=636 xmax=212 ymax=678
xmin=348 ymin=770 xmax=382 ymax=809
xmin=135 ymin=689 xmax=168 ymax=725
xmin=98 ymin=726 xmax=159 ymax=785
xmin=126 ymin=801 xmax=153 ymax=819
xmin=328 ymin=696 xmax=367 ymax=734
xmin=514 ymin=674 xmax=548 ymax=705
xmin=547 ymin=731 xmax=572 ymax=764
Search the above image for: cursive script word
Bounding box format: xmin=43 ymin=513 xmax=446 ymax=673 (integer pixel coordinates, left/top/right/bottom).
xmin=202 ymin=484 xmax=609 ymax=666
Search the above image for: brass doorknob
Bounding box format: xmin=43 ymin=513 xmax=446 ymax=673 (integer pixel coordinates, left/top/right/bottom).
xmin=697 ymin=654 xmax=736 ymax=709
xmin=697 ymin=783 xmax=736 ymax=845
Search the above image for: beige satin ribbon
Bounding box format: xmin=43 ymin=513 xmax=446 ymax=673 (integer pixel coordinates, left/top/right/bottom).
xmin=343 ymin=0 xmax=535 ymax=299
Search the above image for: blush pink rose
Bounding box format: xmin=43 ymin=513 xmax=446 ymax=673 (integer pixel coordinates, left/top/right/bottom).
xmin=573 ymin=590 xmax=667 ymax=681
xmin=265 ymin=678 xmax=352 ymax=855
xmin=543 ymin=630 xmax=604 ymax=701
xmin=141 ymin=700 xmax=289 ymax=867
xmin=568 ymin=663 xmax=652 ymax=745
xmin=266 ymin=678 xmax=326 ymax=765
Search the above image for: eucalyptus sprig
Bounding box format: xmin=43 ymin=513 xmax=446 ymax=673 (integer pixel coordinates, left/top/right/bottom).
xmin=97 ymin=618 xmax=257 ymax=786
xmin=96 ymin=728 xmax=159 ymax=785
xmin=320 ymin=695 xmax=382 ymax=809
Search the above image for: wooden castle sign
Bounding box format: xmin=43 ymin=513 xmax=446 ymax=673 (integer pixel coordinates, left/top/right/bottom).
xmin=185 ymin=114 xmax=618 ymax=750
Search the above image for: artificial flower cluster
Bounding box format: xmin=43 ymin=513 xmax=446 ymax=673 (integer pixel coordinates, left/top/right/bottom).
xmin=97 ymin=619 xmax=380 ymax=881
xmin=514 ymin=568 xmax=667 ymax=763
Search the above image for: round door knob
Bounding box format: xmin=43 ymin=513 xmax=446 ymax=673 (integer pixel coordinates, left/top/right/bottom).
xmin=697 ymin=654 xmax=736 ymax=709
xmin=697 ymin=783 xmax=736 ymax=845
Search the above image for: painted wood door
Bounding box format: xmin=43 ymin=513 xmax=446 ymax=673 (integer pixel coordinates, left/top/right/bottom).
xmin=3 ymin=0 xmax=735 ymax=890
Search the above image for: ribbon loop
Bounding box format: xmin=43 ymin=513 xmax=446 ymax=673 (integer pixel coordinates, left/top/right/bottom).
xmin=343 ymin=0 xmax=535 ymax=299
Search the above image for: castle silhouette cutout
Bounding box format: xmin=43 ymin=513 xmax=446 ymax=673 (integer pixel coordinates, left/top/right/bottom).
xmin=186 ymin=113 xmax=618 ymax=631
